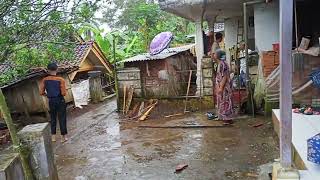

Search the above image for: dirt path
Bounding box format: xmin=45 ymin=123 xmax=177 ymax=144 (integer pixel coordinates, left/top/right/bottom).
xmin=54 ymin=99 xmax=278 ymax=180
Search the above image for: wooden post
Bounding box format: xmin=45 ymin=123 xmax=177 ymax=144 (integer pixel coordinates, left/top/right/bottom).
xmin=184 ymin=70 xmax=192 ymax=113
xmin=279 ymin=0 xmax=293 ymax=168
xmin=88 ymin=71 xmax=103 ymax=103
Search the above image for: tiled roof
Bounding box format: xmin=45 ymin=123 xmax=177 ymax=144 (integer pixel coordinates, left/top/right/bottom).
xmin=120 ymin=44 xmax=195 ymax=63
xmin=60 ymin=41 xmax=93 ymax=66
xmin=0 ymin=41 xmax=94 ymax=88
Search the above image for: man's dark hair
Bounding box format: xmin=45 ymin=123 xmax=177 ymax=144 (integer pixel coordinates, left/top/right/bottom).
xmin=47 ymin=62 xmax=58 ymax=71
xmin=215 ymin=32 xmax=223 ymax=40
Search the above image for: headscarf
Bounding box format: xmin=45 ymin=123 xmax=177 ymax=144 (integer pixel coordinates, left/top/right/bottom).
xmin=215 ymin=49 xmax=226 ymax=61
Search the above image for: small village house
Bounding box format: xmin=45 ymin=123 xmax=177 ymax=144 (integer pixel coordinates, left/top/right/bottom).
xmin=117 ymin=44 xmax=196 ymax=99
xmin=0 ymin=40 xmax=113 ymax=119
xmin=160 ymin=0 xmax=320 ymax=179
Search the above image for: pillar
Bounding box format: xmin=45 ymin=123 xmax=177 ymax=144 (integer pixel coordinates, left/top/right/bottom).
xmin=276 ymin=0 xmax=299 ymax=178
xmin=18 ymin=123 xmax=58 ymax=180
xmin=88 ymin=71 xmax=103 ymax=103
xmin=195 ymin=21 xmax=204 ymax=96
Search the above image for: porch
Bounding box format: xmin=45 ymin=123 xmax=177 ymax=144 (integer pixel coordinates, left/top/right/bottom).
xmin=273 ymin=109 xmax=320 ymax=179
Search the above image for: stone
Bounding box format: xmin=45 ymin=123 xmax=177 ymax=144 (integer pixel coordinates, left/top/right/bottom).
xmin=118 ymin=80 xmax=141 ymax=89
xmin=117 ymin=68 xmax=141 ymax=81
xmin=18 ymin=123 xmax=58 ymax=180
xmin=202 ymin=58 xmax=213 ymax=68
xmin=203 ymin=78 xmax=213 ymax=87
xmin=203 ymin=87 xmax=213 ymax=96
xmin=0 ymin=153 xmax=24 ymax=180
xmin=202 ymin=68 xmax=213 ymax=78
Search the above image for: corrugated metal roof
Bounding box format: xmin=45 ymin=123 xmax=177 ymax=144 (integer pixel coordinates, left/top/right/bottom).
xmin=120 ymin=44 xmax=195 ymax=63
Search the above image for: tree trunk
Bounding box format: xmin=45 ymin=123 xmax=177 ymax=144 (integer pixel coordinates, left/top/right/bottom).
xmin=0 ymin=89 xmax=34 ymax=179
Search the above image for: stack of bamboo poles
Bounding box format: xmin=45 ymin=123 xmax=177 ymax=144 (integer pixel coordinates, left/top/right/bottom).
xmin=122 ymin=85 xmax=158 ymax=121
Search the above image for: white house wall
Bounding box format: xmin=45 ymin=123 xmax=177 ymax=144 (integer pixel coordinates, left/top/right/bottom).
xmin=225 ymin=17 xmax=242 ymax=63
xmin=254 ymin=1 xmax=279 ymax=52
xmin=224 ymin=16 xmax=254 ymax=63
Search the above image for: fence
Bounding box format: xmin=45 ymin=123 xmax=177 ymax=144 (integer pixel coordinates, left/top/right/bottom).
xmin=141 ymin=70 xmax=197 ymax=98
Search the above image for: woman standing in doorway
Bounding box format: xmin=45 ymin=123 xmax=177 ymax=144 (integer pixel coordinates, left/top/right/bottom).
xmin=214 ymin=49 xmax=234 ymax=124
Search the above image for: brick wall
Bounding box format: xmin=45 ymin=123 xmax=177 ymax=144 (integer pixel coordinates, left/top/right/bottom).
xmin=262 ymin=51 xmax=279 ymax=78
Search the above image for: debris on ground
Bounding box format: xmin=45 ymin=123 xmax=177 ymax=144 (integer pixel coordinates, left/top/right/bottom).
xmin=175 ymin=163 xmax=188 ymax=173
xmin=138 ymin=124 xmax=233 ymax=129
xmin=139 ymin=100 xmax=158 ymax=121
xmin=121 ymin=99 xmax=158 ymax=121
xmin=246 ymin=172 xmax=259 ymax=178
xmin=164 ymin=113 xmax=184 ymax=118
xmin=250 ymin=122 xmax=264 ymax=128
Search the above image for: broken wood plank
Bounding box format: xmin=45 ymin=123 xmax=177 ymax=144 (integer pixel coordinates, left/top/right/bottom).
xmin=127 ymin=102 xmax=140 ymax=118
xmin=125 ymin=86 xmax=134 ymax=114
xmin=164 ymin=113 xmax=184 ymax=118
xmin=250 ymin=122 xmax=264 ymax=128
xmin=184 ymin=70 xmax=193 ymax=113
xmin=139 ymin=100 xmax=158 ymax=121
xmin=137 ymin=101 xmax=145 ymax=117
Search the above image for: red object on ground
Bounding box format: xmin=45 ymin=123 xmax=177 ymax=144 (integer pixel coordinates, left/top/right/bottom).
xmin=251 ymin=122 xmax=264 ymax=128
xmin=175 ymin=163 xmax=188 ymax=172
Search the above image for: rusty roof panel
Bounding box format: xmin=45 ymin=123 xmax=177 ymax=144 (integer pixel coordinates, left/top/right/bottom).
xmin=120 ymin=44 xmax=195 ymax=63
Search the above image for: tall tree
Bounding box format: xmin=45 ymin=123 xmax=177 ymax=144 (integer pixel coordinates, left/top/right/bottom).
xmin=102 ymin=1 xmax=195 ymax=52
xmin=0 ymin=0 xmax=100 ymax=178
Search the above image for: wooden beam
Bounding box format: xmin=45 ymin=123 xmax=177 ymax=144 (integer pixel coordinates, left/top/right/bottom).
xmin=78 ymin=66 xmax=94 ymax=72
xmin=279 ymin=0 xmax=293 ymax=168
xmin=69 ymin=71 xmax=78 ymax=82
xmin=91 ymin=47 xmax=113 ymax=74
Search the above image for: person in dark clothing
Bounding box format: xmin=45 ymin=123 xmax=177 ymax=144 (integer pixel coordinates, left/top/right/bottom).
xmin=40 ymin=62 xmax=68 ymax=142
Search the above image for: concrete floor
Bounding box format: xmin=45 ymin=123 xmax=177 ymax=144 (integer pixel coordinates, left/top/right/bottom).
xmin=54 ymin=99 xmax=279 ymax=180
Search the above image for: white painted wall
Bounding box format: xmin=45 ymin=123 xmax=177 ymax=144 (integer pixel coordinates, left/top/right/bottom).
xmin=254 ymin=1 xmax=279 ymax=52
xmin=224 ymin=16 xmax=255 ymax=63
xmin=224 ymin=17 xmax=240 ymax=63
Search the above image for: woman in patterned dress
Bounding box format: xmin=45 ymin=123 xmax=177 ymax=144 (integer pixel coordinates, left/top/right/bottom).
xmin=214 ymin=49 xmax=234 ymax=124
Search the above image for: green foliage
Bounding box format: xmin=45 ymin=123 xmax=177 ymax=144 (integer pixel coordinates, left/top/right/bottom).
xmin=91 ymin=1 xmax=195 ymax=63
xmin=0 ymin=0 xmax=101 ymax=86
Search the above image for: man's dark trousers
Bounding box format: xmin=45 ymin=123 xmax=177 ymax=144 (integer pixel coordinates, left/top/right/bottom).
xmin=49 ymin=97 xmax=67 ymax=135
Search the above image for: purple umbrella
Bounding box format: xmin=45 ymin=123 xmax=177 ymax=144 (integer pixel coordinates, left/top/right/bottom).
xmin=149 ymin=32 xmax=173 ymax=55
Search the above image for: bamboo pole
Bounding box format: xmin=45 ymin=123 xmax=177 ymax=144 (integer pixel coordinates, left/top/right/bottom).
xmin=122 ymin=85 xmax=126 ymax=114
xmin=113 ymin=37 xmax=120 ymax=112
xmin=0 ymin=89 xmax=34 ymax=179
xmin=184 ymin=70 xmax=192 ymax=113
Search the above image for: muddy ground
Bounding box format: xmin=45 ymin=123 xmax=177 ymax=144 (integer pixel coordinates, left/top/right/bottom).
xmin=54 ymin=98 xmax=278 ymax=180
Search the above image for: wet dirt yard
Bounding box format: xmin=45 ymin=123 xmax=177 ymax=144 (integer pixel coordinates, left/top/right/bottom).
xmin=54 ymin=99 xmax=279 ymax=180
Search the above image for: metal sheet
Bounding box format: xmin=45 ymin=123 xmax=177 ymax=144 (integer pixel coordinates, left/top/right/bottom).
xmin=120 ymin=44 xmax=195 ymax=63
